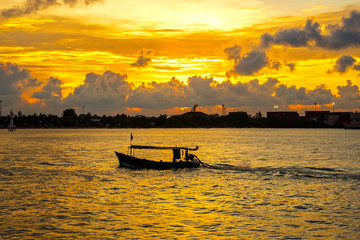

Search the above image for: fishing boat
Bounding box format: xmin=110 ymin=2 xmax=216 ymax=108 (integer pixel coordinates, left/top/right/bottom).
xmin=115 ymin=144 xmax=201 ymax=169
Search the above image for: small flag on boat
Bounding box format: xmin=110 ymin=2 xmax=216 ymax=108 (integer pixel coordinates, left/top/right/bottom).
xmin=130 ymin=133 xmax=133 ymax=141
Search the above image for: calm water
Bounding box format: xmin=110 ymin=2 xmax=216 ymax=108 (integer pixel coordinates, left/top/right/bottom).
xmin=0 ymin=128 xmax=359 ymax=239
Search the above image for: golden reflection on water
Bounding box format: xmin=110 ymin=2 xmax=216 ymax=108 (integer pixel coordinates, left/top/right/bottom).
xmin=0 ymin=129 xmax=359 ymax=239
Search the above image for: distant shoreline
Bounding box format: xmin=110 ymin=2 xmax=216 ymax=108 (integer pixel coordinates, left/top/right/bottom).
xmin=1 ymin=109 xmax=359 ymax=129
xmin=2 ymin=126 xmax=355 ymax=130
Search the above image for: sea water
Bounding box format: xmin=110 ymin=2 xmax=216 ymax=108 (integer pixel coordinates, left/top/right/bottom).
xmin=0 ymin=128 xmax=359 ymax=239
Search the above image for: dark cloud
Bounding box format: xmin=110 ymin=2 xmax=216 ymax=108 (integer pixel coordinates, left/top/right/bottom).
xmin=126 ymin=75 xmax=357 ymax=112
xmin=0 ymin=62 xmax=30 ymax=95
xmin=260 ymin=10 xmax=360 ymax=50
xmin=260 ymin=19 xmax=322 ymax=48
xmin=322 ymin=10 xmax=360 ymax=50
xmin=260 ymin=33 xmax=274 ymax=49
xmin=32 ymin=77 xmax=62 ymax=99
xmin=130 ymin=50 xmax=152 ymax=68
xmin=130 ymin=77 xmax=283 ymax=109
xmin=275 ymin=83 xmax=334 ymax=106
xmin=336 ymin=80 xmax=360 ymax=109
xmin=270 ymin=60 xmax=281 ymax=70
xmin=227 ymin=50 xmax=268 ymax=76
xmin=353 ymin=64 xmax=360 ymax=71
xmin=273 ymin=27 xmax=308 ymax=47
xmin=62 ymin=70 xmax=129 ymax=111
xmin=1 ymin=0 xmax=57 ymax=18
xmin=187 ymin=76 xmax=215 ymax=103
xmin=0 ymin=62 xmax=42 ymax=112
xmin=1 ymin=0 xmax=103 ymax=18
xmin=328 ymin=55 xmax=360 ymax=73
xmin=64 ymin=0 xmax=101 ymax=7
xmin=130 ymin=55 xmax=151 ymax=68
xmin=334 ymin=55 xmax=356 ymax=73
xmin=308 ymin=84 xmax=336 ymax=105
xmin=224 ymin=44 xmax=242 ymax=60
xmin=0 ymin=61 xmax=41 ymax=103
xmin=127 ymin=77 xmax=188 ymax=108
xmin=275 ymin=85 xmax=310 ymax=104
xmin=274 ymin=20 xmax=321 ymax=47
xmin=225 ymin=46 xmax=269 ymax=76
xmin=286 ymin=63 xmax=296 ymax=72
xmin=31 ymin=77 xmax=64 ymax=109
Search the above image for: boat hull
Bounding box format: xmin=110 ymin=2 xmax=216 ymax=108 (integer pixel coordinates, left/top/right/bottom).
xmin=115 ymin=151 xmax=200 ymax=170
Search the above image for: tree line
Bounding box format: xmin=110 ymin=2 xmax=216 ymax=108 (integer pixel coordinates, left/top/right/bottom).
xmin=0 ymin=108 xmax=329 ymax=128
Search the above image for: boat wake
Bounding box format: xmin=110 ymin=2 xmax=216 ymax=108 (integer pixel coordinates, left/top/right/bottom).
xmin=202 ymin=163 xmax=252 ymax=171
xmin=199 ymin=161 xmax=360 ymax=180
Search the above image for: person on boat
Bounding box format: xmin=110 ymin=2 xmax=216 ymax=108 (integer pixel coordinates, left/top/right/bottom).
xmin=185 ymin=150 xmax=189 ymax=161
xmin=172 ymin=148 xmax=181 ymax=163
xmin=185 ymin=150 xmax=195 ymax=161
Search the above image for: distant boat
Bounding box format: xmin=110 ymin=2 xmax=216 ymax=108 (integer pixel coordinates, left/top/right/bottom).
xmin=115 ymin=144 xmax=201 ymax=169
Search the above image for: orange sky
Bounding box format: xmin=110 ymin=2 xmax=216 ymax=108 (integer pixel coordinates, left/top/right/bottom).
xmin=0 ymin=0 xmax=359 ymax=116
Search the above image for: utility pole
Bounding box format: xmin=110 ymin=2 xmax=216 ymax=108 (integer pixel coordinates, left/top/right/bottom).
xmin=0 ymin=100 xmax=2 ymax=116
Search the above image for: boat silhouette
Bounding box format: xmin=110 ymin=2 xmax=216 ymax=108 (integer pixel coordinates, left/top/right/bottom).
xmin=115 ymin=144 xmax=200 ymax=170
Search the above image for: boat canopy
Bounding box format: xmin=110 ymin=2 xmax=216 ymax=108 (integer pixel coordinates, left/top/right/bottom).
xmin=129 ymin=144 xmax=199 ymax=151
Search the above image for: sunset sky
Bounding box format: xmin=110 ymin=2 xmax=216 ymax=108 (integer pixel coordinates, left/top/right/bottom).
xmin=0 ymin=0 xmax=359 ymax=116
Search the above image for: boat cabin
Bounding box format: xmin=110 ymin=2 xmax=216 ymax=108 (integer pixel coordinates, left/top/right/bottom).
xmin=128 ymin=144 xmax=199 ymax=163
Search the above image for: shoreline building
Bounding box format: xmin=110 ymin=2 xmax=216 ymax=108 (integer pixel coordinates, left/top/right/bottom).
xmin=305 ymin=111 xmax=330 ymax=122
xmin=344 ymin=112 xmax=360 ymax=129
xmin=267 ymin=111 xmax=299 ymax=119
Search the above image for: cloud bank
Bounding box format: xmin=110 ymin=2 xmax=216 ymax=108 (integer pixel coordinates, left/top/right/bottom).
xmin=1 ymin=62 xmax=359 ymax=115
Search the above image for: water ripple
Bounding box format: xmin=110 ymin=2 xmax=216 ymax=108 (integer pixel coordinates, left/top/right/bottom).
xmin=0 ymin=129 xmax=359 ymax=239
